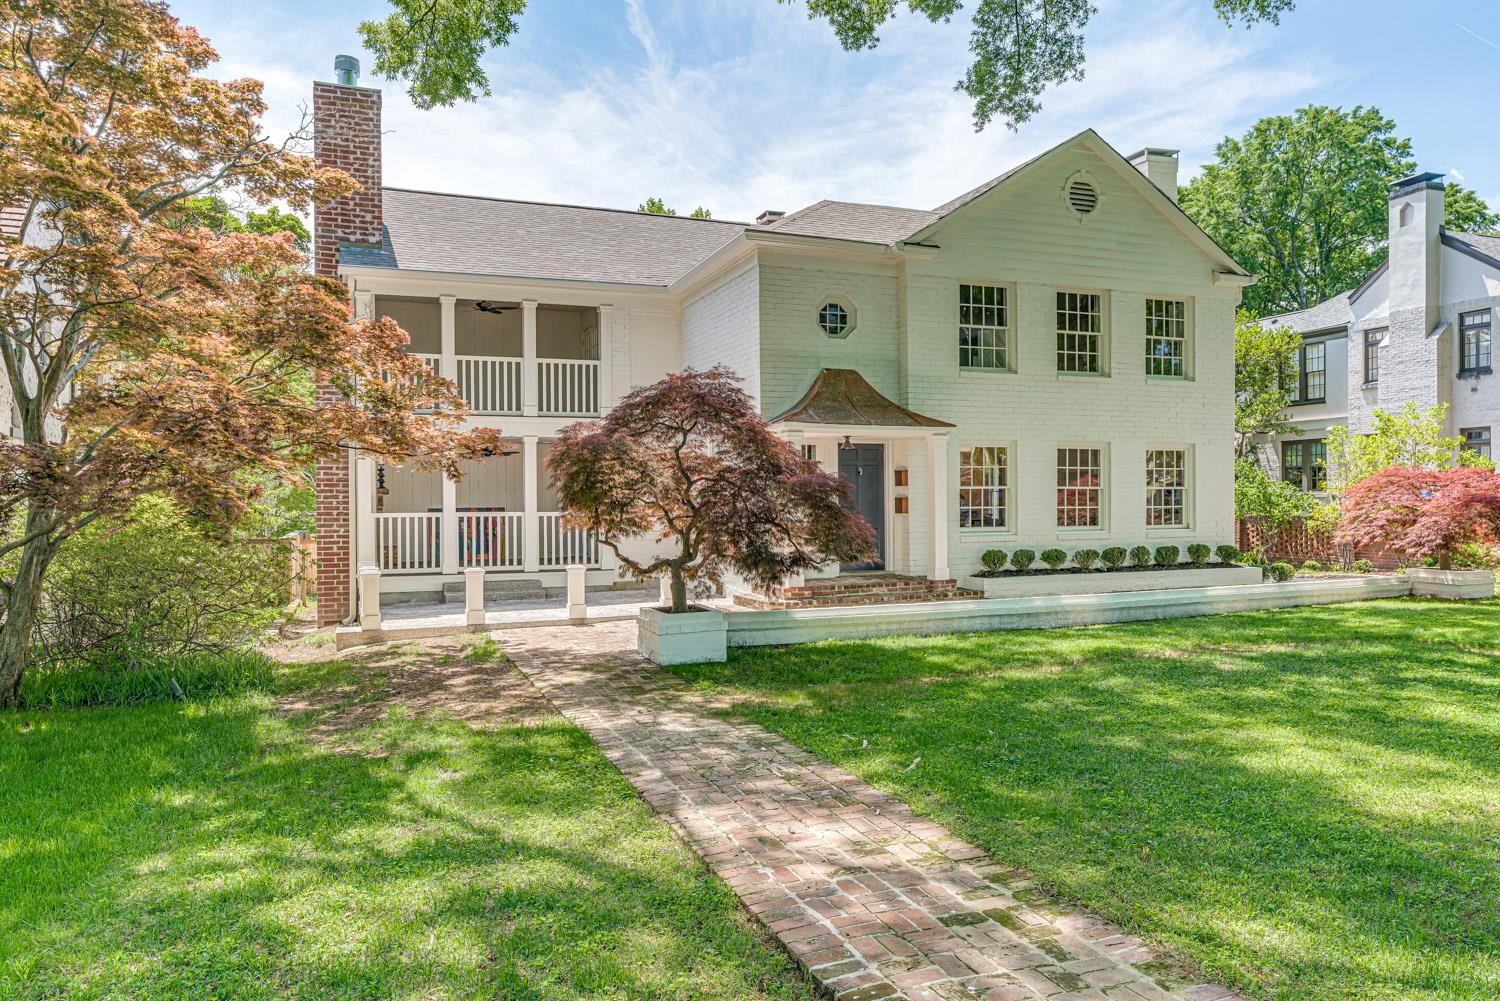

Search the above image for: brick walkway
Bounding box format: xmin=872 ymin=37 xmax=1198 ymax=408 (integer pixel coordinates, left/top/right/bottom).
xmin=501 ymin=622 xmax=1247 ymax=1001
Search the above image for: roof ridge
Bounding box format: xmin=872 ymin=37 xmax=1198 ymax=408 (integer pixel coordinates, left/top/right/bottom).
xmin=381 ymin=186 xmax=750 ymax=227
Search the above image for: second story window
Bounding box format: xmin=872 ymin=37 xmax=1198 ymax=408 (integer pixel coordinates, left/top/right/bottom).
xmin=1364 ymin=328 xmax=1385 ymax=385
xmin=818 ymin=302 xmax=851 ymax=338
xmin=1461 ymin=309 xmax=1492 ymax=373
xmin=1145 ymin=298 xmax=1187 ymax=377
xmin=958 ymin=283 xmax=1010 ymax=371
xmin=1282 ymin=439 xmax=1327 ymax=491
xmin=1057 ymin=291 xmax=1103 ymax=374
xmin=1290 ymin=341 xmax=1326 ymax=404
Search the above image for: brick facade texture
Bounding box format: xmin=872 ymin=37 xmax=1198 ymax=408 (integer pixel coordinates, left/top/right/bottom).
xmin=1237 ymin=517 xmax=1405 ymax=570
xmin=311 ymin=80 xmax=382 ymax=625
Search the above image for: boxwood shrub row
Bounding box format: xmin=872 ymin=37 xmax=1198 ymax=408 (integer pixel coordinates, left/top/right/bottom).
xmin=980 ymin=544 xmax=1242 ymax=573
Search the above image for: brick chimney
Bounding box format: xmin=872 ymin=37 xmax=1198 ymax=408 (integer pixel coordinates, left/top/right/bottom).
xmin=312 ymin=55 xmax=383 ymax=278
xmin=311 ymin=55 xmax=382 ymax=627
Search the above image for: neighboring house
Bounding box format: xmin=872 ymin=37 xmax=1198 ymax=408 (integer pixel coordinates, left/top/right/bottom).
xmin=1259 ymin=173 xmax=1498 ymax=491
xmin=1 ymin=204 xmax=28 ymax=439
xmin=309 ymin=58 xmax=1252 ymax=625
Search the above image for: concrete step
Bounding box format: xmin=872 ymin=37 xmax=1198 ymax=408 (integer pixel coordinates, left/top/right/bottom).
xmin=441 ymin=577 xmax=548 ymax=603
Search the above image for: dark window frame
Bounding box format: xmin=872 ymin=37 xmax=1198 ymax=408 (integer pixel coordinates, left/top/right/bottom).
xmin=1290 ymin=340 xmax=1327 ymax=405
xmin=1462 ymin=426 xmax=1492 ymax=459
xmin=1363 ymin=328 xmax=1384 ymax=385
xmin=1281 ymin=438 xmax=1327 ymax=492
xmin=1460 ymin=309 xmax=1492 ymax=374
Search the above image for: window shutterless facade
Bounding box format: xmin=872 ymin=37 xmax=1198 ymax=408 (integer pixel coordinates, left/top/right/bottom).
xmin=1145 ymin=298 xmax=1187 ymax=377
xmin=1056 ymin=291 xmax=1103 ymax=374
xmin=1463 ymin=426 xmax=1492 ymax=459
xmin=1056 ymin=447 xmax=1103 ymax=527
xmin=958 ymin=283 xmax=1010 ymax=371
xmin=959 ymin=446 xmax=1008 ymax=528
xmin=1145 ymin=449 xmax=1188 ymax=527
xmin=1364 ymin=328 xmax=1384 ymax=384
xmin=1282 ymin=439 xmax=1327 ymax=491
xmin=1290 ymin=341 xmax=1326 ymax=404
xmin=1460 ymin=309 xmax=1492 ymax=373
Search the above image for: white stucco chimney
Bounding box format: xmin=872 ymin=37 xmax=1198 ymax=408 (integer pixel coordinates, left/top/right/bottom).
xmin=1387 ymin=171 xmax=1445 ymax=324
xmin=1126 ymin=148 xmax=1179 ymax=203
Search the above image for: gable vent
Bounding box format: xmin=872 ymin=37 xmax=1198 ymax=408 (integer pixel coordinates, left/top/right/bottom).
xmin=1066 ymin=178 xmax=1099 ymax=215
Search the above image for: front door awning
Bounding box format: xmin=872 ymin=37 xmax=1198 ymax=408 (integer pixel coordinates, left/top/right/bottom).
xmin=768 ymin=369 xmax=954 ymax=430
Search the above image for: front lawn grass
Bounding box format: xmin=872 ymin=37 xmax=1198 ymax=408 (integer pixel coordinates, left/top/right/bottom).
xmin=671 ymin=598 xmax=1500 ymax=1001
xmin=0 ymin=637 xmax=815 ymax=1000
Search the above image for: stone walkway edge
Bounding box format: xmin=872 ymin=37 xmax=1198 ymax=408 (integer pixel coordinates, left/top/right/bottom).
xmin=501 ymin=621 xmax=1248 ymax=1001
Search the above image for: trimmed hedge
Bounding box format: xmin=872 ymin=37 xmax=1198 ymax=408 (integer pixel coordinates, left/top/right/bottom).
xmin=1073 ymin=548 xmax=1101 ymax=570
xmin=1040 ymin=548 xmax=1068 ymax=570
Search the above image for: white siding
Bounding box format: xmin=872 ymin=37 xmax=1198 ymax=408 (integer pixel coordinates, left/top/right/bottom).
xmin=682 ymin=261 xmax=761 ymax=404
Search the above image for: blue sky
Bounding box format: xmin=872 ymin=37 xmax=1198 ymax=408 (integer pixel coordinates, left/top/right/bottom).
xmin=175 ymin=0 xmax=1500 ymax=222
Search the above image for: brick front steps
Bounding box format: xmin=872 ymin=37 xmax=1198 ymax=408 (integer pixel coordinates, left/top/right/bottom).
xmin=736 ymin=573 xmax=983 ymax=610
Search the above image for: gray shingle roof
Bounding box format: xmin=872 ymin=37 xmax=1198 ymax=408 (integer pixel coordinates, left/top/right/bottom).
xmin=0 ymin=204 xmax=27 ymax=241
xmin=1262 ymin=290 xmax=1354 ymax=334
xmin=766 ymin=200 xmax=940 ymax=244
xmin=340 ymin=188 xmax=747 ymax=286
xmin=1444 ymin=229 xmax=1500 ymax=268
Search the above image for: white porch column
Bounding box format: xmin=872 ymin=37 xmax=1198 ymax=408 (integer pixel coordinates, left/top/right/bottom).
xmin=441 ymin=472 xmax=459 ymax=576
xmin=566 ymin=565 xmax=587 ymax=621
xmin=522 ymin=299 xmax=539 ymax=417
xmin=355 ymin=456 xmax=377 ymax=568
xmin=597 ymin=305 xmax=615 ymax=413
xmin=463 ymin=566 xmax=486 ymax=626
xmin=522 ymin=435 xmax=540 ymax=572
xmin=781 ymin=429 xmax=807 ymax=588
xmin=438 ymin=294 xmax=457 ymax=385
xmin=809 ymin=439 xmax=841 ymax=579
xmin=358 ymin=564 xmax=382 ymax=630
xmin=927 ymin=431 xmax=951 ymax=581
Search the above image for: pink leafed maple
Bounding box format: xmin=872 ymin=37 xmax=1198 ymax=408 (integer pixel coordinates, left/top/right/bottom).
xmin=1335 ymin=466 xmax=1500 ymax=570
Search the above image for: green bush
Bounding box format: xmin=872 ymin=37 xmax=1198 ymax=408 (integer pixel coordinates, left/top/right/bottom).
xmin=1040 ymin=548 xmax=1068 ymax=570
xmin=1215 ymin=544 xmax=1241 ymax=565
xmin=1453 ymin=542 xmax=1500 ymax=570
xmin=1301 ymin=560 xmax=1322 ymax=573
xmin=1010 ymin=549 xmax=1036 ymax=572
xmin=1100 ymin=547 xmax=1128 ymax=569
xmin=1268 ymin=561 xmax=1295 ymax=583
xmin=19 ymin=649 xmax=276 ymax=710
xmin=980 ymin=549 xmax=1008 ymax=572
xmin=1239 ymin=550 xmax=1267 ymax=567
xmin=1129 ymin=546 xmax=1153 ymax=568
xmin=1187 ymin=544 xmax=1211 ymax=566
xmin=1153 ymin=546 xmax=1180 ymax=567
xmin=1352 ymin=559 xmax=1375 ymax=574
xmin=1073 ymin=548 xmax=1101 ymax=570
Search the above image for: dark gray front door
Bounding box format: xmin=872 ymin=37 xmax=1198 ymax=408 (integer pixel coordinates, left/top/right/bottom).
xmin=838 ymin=443 xmax=885 ymax=571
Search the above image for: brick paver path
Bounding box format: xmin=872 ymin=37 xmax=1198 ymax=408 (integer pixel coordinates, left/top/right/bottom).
xmin=502 ymin=621 xmax=1247 ymax=1001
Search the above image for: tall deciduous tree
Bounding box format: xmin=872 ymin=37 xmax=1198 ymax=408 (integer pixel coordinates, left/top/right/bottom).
xmin=1324 ymin=402 xmax=1490 ymax=501
xmin=548 ymin=368 xmax=876 ymax=612
xmin=1181 ymin=106 xmax=1416 ymax=316
xmin=1336 ymin=466 xmax=1500 ymax=570
xmin=1444 ymin=183 xmax=1500 ymax=235
xmin=357 ymin=0 xmax=1294 ymax=128
xmin=1234 ymin=311 xmax=1300 ymax=459
xmin=0 ymin=1 xmax=503 ymax=705
xmin=638 ymin=196 xmax=712 ymax=219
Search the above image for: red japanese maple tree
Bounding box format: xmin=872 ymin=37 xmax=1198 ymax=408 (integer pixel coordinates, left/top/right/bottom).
xmin=0 ymin=3 xmax=503 ymax=704
xmin=547 ymin=368 xmax=876 ymax=613
xmin=1335 ymin=466 xmax=1500 ymax=570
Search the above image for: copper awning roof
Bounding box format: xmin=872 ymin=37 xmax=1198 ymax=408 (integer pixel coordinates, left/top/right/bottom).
xmin=769 ymin=369 xmax=955 ymax=429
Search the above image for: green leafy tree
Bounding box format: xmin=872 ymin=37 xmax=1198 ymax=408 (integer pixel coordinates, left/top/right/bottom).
xmin=1325 ymin=402 xmax=1493 ymax=500
xmin=1234 ymin=311 xmax=1300 ymax=459
xmin=638 ymin=196 xmax=711 ymax=219
xmin=175 ymin=194 xmax=311 ymax=254
xmin=1234 ymin=459 xmax=1312 ymax=536
xmin=1182 ymin=106 xmax=1416 ymax=315
xmin=358 ymin=0 xmax=1293 ymax=128
xmin=1444 ymin=183 xmax=1500 ymax=235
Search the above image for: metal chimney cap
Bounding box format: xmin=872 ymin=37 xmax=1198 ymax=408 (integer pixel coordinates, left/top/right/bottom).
xmin=334 ymin=54 xmax=360 ymax=86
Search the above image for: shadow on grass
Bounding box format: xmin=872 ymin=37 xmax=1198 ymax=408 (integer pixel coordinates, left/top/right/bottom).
xmin=673 ymin=598 xmax=1500 ymax=1001
xmin=0 ymin=657 xmax=816 ymax=1000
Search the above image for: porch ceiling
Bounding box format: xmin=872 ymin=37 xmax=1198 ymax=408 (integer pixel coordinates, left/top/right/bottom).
xmin=769 ymin=368 xmax=954 ymax=431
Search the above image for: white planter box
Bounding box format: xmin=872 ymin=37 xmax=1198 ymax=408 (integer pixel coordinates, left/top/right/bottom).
xmin=638 ymin=606 xmax=727 ymax=664
xmin=1406 ymin=567 xmax=1496 ymax=600
xmin=963 ymin=565 xmax=1264 ymax=599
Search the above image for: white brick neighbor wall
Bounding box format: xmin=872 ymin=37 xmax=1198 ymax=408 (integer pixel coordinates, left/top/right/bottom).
xmin=681 ymin=261 xmax=761 ymax=403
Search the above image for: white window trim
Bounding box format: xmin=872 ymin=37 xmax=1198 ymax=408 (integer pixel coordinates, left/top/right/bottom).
xmin=1055 ymin=441 xmax=1110 ymax=535
xmin=1143 ymin=294 xmax=1194 ymax=381
xmin=813 ymin=290 xmax=858 ymax=340
xmin=1054 ymin=288 xmax=1110 ymax=378
xmin=957 ymin=280 xmax=1017 ymax=374
xmin=958 ymin=441 xmax=1017 ymax=537
xmin=1144 ymin=444 xmax=1195 ymax=534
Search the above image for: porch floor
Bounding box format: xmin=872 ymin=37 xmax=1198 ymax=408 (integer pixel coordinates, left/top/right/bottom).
xmin=380 ymin=588 xmax=657 ymax=631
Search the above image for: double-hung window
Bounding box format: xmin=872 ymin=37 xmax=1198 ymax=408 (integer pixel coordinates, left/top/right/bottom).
xmin=1364 ymin=328 xmax=1385 ymax=385
xmin=1145 ymin=298 xmax=1187 ymax=377
xmin=1056 ymin=447 xmax=1103 ymax=527
xmin=959 ymin=284 xmax=1010 ymax=371
xmin=1282 ymin=439 xmax=1327 ymax=491
xmin=1290 ymin=341 xmax=1326 ymax=404
xmin=959 ymin=446 xmax=1008 ymax=528
xmin=1056 ymin=292 xmax=1103 ymax=373
xmin=1463 ymin=426 xmax=1492 ymax=460
xmin=1145 ymin=449 xmax=1188 ymax=527
xmin=1461 ymin=309 xmax=1492 ymax=373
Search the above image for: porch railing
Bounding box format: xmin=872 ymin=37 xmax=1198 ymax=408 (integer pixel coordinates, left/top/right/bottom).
xmin=376 ymin=512 xmax=441 ymax=573
xmin=538 ymin=359 xmax=600 ymax=417
xmin=457 ymin=355 xmax=522 ymax=415
xmin=538 ymin=512 xmax=599 ymax=567
xmin=458 ymin=512 xmax=524 ymax=569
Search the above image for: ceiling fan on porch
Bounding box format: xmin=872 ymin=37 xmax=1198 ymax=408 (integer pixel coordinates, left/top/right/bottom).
xmin=472 ymin=300 xmax=514 ymax=315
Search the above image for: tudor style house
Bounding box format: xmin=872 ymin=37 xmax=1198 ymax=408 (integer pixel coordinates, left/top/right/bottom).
xmin=310 ymin=58 xmax=1251 ymax=625
xmin=1259 ymin=172 xmax=1498 ymax=490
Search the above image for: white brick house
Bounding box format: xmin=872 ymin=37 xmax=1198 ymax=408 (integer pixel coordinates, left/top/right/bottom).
xmin=1261 ymin=173 xmax=1498 ymax=490
xmin=310 ymin=61 xmax=1251 ymax=622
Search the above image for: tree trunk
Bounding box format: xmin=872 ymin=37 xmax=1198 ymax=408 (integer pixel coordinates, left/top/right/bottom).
xmin=0 ymin=514 xmax=58 ymax=709
xmin=668 ymin=563 xmax=688 ymax=614
xmin=1439 ymin=549 xmax=1453 ymax=571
